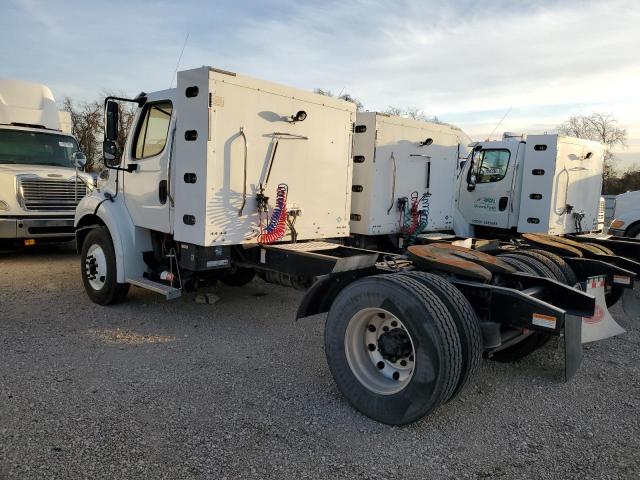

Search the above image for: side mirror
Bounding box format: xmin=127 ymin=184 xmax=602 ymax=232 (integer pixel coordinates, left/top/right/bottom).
xmin=467 ymin=174 xmax=477 ymax=191
xmin=73 ymin=151 xmax=87 ymax=169
xmin=105 ymin=100 xmax=119 ymax=141
xmin=103 ymin=139 xmax=121 ymax=167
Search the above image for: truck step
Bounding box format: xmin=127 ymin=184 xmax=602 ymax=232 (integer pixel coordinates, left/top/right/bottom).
xmin=127 ymin=277 xmax=182 ymax=300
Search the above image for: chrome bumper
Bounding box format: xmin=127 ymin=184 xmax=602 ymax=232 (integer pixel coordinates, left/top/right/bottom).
xmin=0 ymin=217 xmax=75 ymax=239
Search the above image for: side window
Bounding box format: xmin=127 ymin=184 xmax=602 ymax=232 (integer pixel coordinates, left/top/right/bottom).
xmin=475 ymin=149 xmax=510 ymax=183
xmin=132 ymin=101 xmax=173 ymax=159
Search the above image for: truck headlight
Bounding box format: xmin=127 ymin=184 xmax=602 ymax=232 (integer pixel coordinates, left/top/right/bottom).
xmin=0 ymin=200 xmax=8 ymax=211
xmin=610 ymin=219 xmax=625 ymax=229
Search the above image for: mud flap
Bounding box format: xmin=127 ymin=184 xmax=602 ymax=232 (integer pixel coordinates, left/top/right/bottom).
xmin=581 ymin=276 xmax=626 ymax=343
xmin=564 ymin=314 xmax=583 ymax=381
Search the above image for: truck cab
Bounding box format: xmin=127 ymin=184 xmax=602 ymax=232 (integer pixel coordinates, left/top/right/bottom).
xmin=455 ymin=132 xmax=605 ymax=238
xmin=608 ymin=190 xmax=640 ymax=238
xmin=0 ymin=79 xmax=91 ymax=247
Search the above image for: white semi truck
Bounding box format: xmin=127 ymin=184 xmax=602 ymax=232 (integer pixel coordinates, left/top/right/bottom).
xmin=0 ymin=79 xmax=91 ymax=246
xmin=75 ymin=66 xmax=636 ymax=425
xmin=349 ymin=125 xmax=606 ymax=241
xmin=609 ymin=190 xmax=640 ymax=238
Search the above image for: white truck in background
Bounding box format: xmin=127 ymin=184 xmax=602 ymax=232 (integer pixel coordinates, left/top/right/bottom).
xmin=349 ymin=127 xmax=609 ymax=243
xmin=608 ymin=190 xmax=640 ymax=238
xmin=0 ymin=79 xmax=91 ymax=247
xmin=455 ymin=133 xmax=606 ymax=237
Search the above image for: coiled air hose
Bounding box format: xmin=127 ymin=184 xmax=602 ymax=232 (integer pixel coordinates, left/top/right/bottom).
xmin=402 ymin=191 xmax=430 ymax=245
xmin=258 ymin=184 xmax=288 ymax=244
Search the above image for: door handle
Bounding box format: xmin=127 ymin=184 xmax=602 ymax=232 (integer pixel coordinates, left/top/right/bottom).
xmin=499 ymin=196 xmax=508 ymax=211
xmin=159 ymin=180 xmax=168 ymax=204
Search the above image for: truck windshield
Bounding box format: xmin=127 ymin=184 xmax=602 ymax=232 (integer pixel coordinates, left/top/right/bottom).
xmin=0 ymin=129 xmax=79 ymax=168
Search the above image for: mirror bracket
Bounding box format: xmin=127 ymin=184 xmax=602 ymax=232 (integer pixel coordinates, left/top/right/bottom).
xmin=107 ymin=164 xmax=138 ymax=173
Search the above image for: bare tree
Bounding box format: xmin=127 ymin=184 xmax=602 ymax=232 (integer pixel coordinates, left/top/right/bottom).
xmin=384 ymin=106 xmax=439 ymax=123
xmin=314 ymin=88 xmax=364 ymax=111
xmin=63 ymin=97 xmax=102 ymax=171
xmin=557 ymin=113 xmax=627 ymax=188
xmin=63 ymin=92 xmax=138 ymax=172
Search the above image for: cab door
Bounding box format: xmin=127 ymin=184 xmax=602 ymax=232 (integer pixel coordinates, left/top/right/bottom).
xmin=123 ymin=93 xmax=175 ymax=233
xmin=457 ymin=142 xmax=520 ymax=230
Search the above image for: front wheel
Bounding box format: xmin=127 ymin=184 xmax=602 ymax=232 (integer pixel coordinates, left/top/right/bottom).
xmin=324 ymin=274 xmax=462 ymax=425
xmin=80 ymin=227 xmax=129 ymax=305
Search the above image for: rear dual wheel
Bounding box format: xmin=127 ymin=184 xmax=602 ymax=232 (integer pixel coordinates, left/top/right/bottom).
xmin=324 ymin=273 xmax=480 ymax=425
xmin=220 ymin=265 xmax=255 ymax=287
xmin=491 ymin=252 xmax=567 ymax=362
xmin=529 ymin=249 xmax=578 ymax=286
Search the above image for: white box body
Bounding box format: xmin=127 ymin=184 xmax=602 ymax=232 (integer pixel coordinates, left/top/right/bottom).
xmin=350 ymin=112 xmax=470 ymax=235
xmin=517 ymin=134 xmax=605 ymax=234
xmin=173 ymin=67 xmax=356 ymax=246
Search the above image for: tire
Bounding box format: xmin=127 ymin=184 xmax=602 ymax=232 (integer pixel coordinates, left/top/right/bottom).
xmin=80 ymin=227 xmax=129 ymax=305
xmin=578 ymin=244 xmax=623 ymax=306
xmin=220 ymin=265 xmax=255 ymax=287
xmin=582 ymin=242 xmax=614 ymax=255
xmin=492 ymin=254 xmax=552 ymax=362
xmin=514 ymin=250 xmax=569 ymax=284
xmin=504 ymin=253 xmax=555 ymax=278
xmin=496 ymin=255 xmax=537 ymax=275
xmin=324 ymin=274 xmax=462 ymax=425
xmin=530 ymin=249 xmax=579 ymax=286
xmin=398 ymin=271 xmax=482 ymax=400
xmin=490 ymin=332 xmax=552 ymax=363
xmin=626 ymin=224 xmax=640 ymax=239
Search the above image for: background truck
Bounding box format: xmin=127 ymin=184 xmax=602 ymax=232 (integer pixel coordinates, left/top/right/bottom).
xmin=455 ymin=133 xmax=606 ymax=237
xmin=608 ymin=189 xmax=640 ymax=238
xmin=348 ymin=119 xmax=638 ymax=347
xmin=74 ymin=66 xmax=636 ymax=425
xmin=0 ymin=78 xmax=90 ymax=247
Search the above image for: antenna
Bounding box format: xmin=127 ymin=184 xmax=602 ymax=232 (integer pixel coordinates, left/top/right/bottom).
xmin=487 ymin=107 xmax=512 ymax=141
xmin=169 ymin=33 xmax=190 ymax=89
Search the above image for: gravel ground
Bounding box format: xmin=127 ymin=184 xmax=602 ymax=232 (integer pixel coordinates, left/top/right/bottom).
xmin=1 ymin=244 xmax=639 ymax=479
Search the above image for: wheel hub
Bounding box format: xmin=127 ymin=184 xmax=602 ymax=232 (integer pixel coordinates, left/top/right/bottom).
xmin=377 ymin=328 xmax=412 ymax=363
xmin=85 ymin=244 xmax=107 ymax=291
xmin=344 ymin=308 xmax=416 ymax=395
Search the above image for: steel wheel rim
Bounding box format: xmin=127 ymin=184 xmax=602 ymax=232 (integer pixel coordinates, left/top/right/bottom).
xmin=85 ymin=244 xmax=107 ymax=291
xmin=344 ymin=307 xmax=415 ymax=395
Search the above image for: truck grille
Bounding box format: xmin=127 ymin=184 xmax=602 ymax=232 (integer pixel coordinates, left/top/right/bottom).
xmin=18 ymin=178 xmax=88 ymax=211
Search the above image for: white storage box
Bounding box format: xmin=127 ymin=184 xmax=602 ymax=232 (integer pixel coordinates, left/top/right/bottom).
xmin=517 ymin=134 xmax=605 ymax=235
xmin=173 ymin=67 xmax=356 ymax=246
xmin=349 ymin=112 xmax=470 ymax=235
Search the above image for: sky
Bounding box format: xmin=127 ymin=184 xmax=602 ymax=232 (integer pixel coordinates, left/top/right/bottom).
xmin=2 ymin=0 xmax=639 ymax=169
